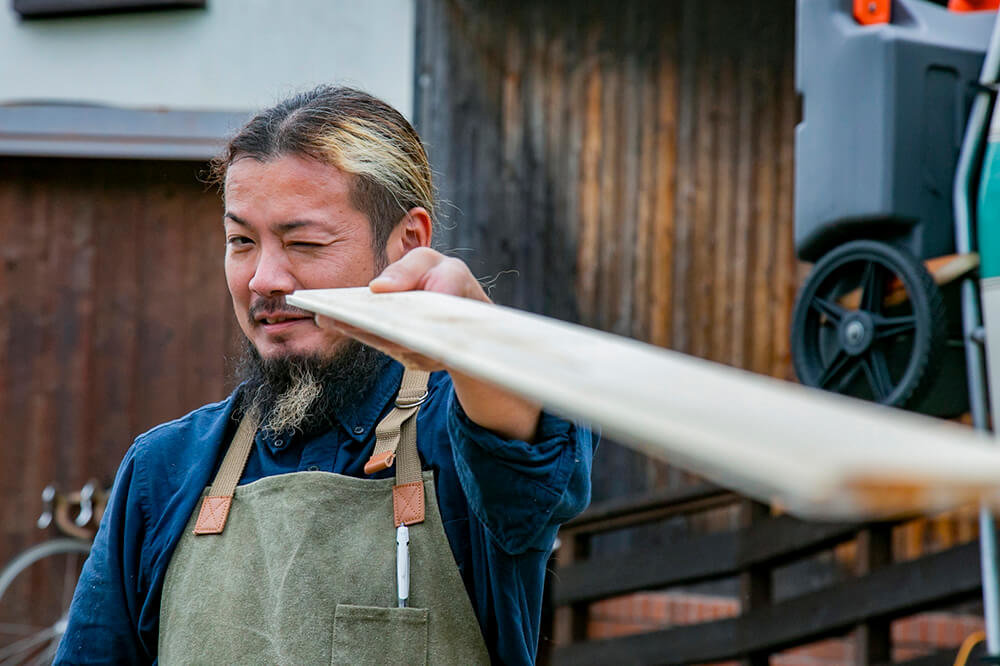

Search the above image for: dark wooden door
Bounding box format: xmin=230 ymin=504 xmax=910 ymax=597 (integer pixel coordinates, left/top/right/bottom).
xmin=0 ymin=157 xmax=242 ymax=633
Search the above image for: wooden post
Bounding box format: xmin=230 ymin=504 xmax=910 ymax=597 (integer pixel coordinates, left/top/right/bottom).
xmin=741 ymin=499 xmax=771 ymax=666
xmin=855 ymin=525 xmax=893 ymax=665
xmin=553 ymin=530 xmax=592 ymax=646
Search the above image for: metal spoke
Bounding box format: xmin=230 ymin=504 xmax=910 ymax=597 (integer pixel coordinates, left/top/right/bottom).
xmin=862 ymin=349 xmax=893 ymax=402
xmin=833 ymin=358 xmax=863 ymax=393
xmin=811 ymin=296 xmax=846 ymax=324
xmin=860 ymin=261 xmax=886 ymax=314
xmin=818 ymin=350 xmax=851 ymax=389
xmin=873 ymin=314 xmax=916 ymax=340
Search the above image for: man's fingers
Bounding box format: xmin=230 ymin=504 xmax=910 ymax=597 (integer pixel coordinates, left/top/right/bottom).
xmin=369 ymin=247 xmax=443 ymax=292
xmin=314 ymin=314 xmax=339 ymax=330
xmin=318 ymin=247 xmax=486 ymax=367
xmin=423 ymin=258 xmax=489 ymax=300
xmin=371 ymin=248 xmax=490 ymax=303
xmin=315 ymin=314 xmax=444 ymax=371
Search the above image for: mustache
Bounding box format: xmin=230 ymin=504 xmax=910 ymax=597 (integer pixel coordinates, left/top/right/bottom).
xmin=248 ymin=296 xmax=314 ymax=322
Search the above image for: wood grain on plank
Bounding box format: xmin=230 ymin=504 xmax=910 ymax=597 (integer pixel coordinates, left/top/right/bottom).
xmin=288 ymin=287 xmax=1000 ymax=520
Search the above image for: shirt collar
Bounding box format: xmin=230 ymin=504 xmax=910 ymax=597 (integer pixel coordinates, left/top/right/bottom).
xmin=335 ymin=357 xmax=404 ymax=443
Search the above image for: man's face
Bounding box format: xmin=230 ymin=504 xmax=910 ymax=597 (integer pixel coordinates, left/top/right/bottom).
xmin=224 ymin=155 xmax=380 ymax=360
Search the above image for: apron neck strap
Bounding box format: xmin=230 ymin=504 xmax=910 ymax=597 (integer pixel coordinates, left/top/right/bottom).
xmin=193 ymin=408 xmax=259 ymax=535
xmin=371 ymin=369 xmax=430 ymax=527
xmin=193 ymin=368 xmax=431 ymax=536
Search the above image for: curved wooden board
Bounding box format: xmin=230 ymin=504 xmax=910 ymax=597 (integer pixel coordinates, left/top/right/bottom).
xmin=287 ymin=287 xmax=1000 ymax=520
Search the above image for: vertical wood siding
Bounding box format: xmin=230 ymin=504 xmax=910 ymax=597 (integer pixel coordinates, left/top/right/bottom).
xmin=0 ymin=158 xmax=241 ymax=625
xmin=416 ymin=0 xmax=799 ymax=501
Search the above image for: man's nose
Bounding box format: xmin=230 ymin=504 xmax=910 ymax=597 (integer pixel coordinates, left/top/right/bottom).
xmin=248 ymin=249 xmax=296 ymax=296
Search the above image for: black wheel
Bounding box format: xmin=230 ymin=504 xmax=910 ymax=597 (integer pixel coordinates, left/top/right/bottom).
xmin=0 ymin=538 xmax=91 ymax=665
xmin=791 ymin=240 xmax=947 ymax=409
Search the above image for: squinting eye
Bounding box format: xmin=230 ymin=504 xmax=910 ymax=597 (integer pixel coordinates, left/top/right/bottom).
xmin=226 ymin=236 xmax=253 ymax=247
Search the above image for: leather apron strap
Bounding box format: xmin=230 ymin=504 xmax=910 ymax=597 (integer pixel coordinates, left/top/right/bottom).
xmin=192 ymin=409 xmax=258 ymax=535
xmin=372 ymin=369 xmax=430 ymax=527
xmin=192 ymin=368 xmax=430 ymax=535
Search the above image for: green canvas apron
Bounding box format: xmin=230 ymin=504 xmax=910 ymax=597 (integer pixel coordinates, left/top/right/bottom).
xmin=158 ymin=370 xmax=490 ymax=665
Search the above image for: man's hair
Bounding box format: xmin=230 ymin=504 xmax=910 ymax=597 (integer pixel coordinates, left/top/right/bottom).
xmin=209 ymin=85 xmax=434 ymax=255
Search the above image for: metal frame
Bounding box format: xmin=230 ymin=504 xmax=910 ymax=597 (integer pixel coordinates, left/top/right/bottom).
xmin=954 ymin=9 xmax=1000 ymax=658
xmin=0 ymin=104 xmax=249 ymax=160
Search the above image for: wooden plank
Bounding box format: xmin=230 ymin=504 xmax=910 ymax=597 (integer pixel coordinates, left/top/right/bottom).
xmin=838 ymin=253 xmax=981 ymax=310
xmin=670 ymin=0 xmax=699 ymax=355
xmin=750 ymin=9 xmax=778 ymax=377
xmin=55 ymin=165 xmax=98 ymax=485
xmin=711 ymin=6 xmax=737 ymax=368
xmin=575 ymin=21 xmax=603 ymax=326
xmin=729 ymin=5 xmax=756 ymax=370
xmin=596 ymin=21 xmax=623 ymax=334
xmin=288 ymin=287 xmax=1000 ymax=519
xmin=616 ymin=3 xmax=641 ymax=338
xmin=563 ymin=482 xmax=733 ymax=533
xmin=0 ymin=162 xmax=15 ymax=543
xmin=771 ymin=8 xmax=797 ymax=382
xmin=691 ymin=0 xmax=714 ymax=363
xmin=631 ymin=35 xmax=656 ymax=343
xmin=648 ymin=4 xmax=679 ymax=350
xmin=552 ymin=541 xmax=982 ymax=665
xmin=91 ymin=166 xmax=141 ymax=471
xmin=554 ymin=515 xmax=859 ymax=605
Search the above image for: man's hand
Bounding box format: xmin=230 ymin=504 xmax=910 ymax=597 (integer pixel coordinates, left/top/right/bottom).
xmin=315 ymin=248 xmax=542 ymax=443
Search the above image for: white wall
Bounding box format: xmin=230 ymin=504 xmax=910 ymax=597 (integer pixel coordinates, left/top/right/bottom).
xmin=0 ymin=0 xmax=415 ymax=118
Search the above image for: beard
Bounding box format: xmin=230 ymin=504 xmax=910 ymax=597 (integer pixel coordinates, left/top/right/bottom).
xmin=234 ymin=338 xmax=388 ymax=437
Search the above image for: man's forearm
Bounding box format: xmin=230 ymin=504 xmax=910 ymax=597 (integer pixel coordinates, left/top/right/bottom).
xmin=449 ymin=368 xmax=541 ymax=443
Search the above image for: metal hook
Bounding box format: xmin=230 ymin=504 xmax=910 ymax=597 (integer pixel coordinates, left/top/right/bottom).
xmin=75 ymin=481 xmax=95 ymax=527
xmin=37 ymin=485 xmax=56 ymax=529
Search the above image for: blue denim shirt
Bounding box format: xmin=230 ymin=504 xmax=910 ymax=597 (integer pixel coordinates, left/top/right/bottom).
xmin=55 ymin=359 xmax=593 ymax=665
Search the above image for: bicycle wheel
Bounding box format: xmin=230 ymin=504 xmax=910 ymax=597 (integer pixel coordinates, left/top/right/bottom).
xmin=0 ymin=539 xmax=91 ymax=665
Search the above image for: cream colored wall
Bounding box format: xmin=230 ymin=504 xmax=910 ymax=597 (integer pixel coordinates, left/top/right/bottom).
xmin=0 ymin=0 xmax=414 ymax=117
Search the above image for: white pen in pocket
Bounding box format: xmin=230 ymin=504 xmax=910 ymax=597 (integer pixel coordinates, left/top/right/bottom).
xmin=396 ymin=524 xmax=410 ymax=608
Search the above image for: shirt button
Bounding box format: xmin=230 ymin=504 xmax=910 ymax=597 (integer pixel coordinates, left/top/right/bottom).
xmin=274 ymin=439 xmax=284 ymax=449
xmin=308 ymin=465 xmax=320 ymax=472
xmin=353 ymin=426 xmax=365 ymax=435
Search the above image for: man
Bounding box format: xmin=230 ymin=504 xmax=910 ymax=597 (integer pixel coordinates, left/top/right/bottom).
xmin=55 ymin=86 xmax=594 ymax=665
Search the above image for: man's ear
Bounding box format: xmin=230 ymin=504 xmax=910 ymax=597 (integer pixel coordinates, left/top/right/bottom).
xmin=385 ymin=207 xmax=432 ymax=263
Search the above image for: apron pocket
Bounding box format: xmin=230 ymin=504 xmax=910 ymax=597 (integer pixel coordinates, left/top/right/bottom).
xmin=331 ymin=604 xmax=429 ymax=666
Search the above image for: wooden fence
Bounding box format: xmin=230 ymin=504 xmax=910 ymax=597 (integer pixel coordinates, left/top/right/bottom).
xmin=543 ymin=489 xmax=984 ymax=665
